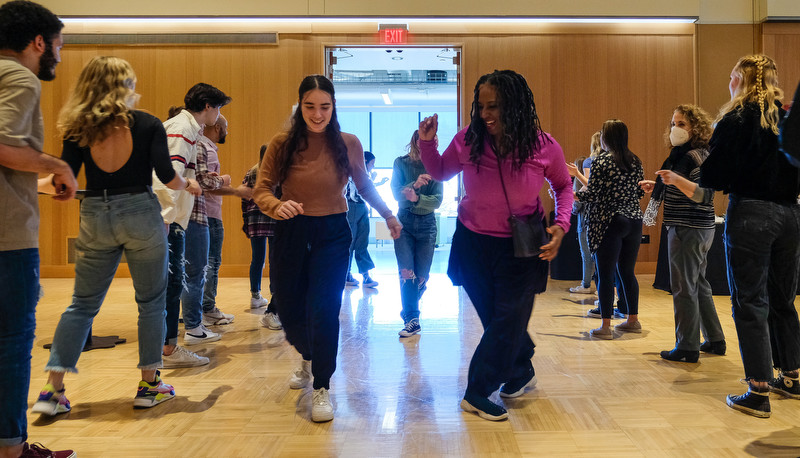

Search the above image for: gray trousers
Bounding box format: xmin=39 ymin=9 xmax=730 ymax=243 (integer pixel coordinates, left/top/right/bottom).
xmin=667 ymin=225 xmax=725 ymax=351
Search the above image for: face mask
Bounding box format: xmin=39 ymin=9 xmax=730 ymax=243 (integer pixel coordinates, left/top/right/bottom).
xmin=217 ymin=134 xmax=226 ymax=144
xmin=669 ymin=126 xmax=690 ymax=146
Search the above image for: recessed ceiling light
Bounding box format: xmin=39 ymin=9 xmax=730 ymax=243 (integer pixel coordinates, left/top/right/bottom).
xmin=392 ymin=56 xmax=403 ymax=60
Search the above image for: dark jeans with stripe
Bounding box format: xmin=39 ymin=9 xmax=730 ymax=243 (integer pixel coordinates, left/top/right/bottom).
xmin=271 ymin=213 xmax=351 ymax=390
xmin=0 ymin=248 xmax=39 ymax=447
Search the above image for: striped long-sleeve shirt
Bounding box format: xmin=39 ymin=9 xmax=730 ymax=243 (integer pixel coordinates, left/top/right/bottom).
xmin=663 ymin=148 xmax=715 ymax=229
xmin=152 ymin=109 xmax=202 ymax=229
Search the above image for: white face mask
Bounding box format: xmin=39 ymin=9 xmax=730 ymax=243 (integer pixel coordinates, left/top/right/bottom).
xmin=669 ymin=126 xmax=690 ymax=147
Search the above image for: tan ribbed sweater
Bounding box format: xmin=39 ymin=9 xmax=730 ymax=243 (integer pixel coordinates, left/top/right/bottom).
xmin=253 ymin=130 xmax=392 ymax=220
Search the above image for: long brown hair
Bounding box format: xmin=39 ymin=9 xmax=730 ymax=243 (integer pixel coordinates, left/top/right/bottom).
xmin=600 ymin=119 xmax=640 ymax=172
xmin=274 ymin=75 xmax=349 ymax=183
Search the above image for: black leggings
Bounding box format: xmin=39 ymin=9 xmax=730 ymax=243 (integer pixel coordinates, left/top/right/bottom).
xmin=595 ymin=215 xmax=642 ymax=319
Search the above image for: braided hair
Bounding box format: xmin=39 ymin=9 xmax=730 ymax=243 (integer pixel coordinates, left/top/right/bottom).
xmin=717 ymin=54 xmax=783 ymax=135
xmin=275 ymin=75 xmax=350 ymax=183
xmin=464 ymin=70 xmax=550 ymax=170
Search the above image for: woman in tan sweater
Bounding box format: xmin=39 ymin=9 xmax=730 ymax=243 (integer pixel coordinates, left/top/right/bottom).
xmin=253 ymin=75 xmax=401 ymax=423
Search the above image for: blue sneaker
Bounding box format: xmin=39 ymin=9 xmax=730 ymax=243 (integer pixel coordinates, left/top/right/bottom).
xmin=398 ymin=318 xmax=421 ymax=337
xmin=31 ymin=384 xmax=71 ymax=416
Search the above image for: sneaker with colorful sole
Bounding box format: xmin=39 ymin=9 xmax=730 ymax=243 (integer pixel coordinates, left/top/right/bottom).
xmin=133 ymin=371 xmax=175 ymax=408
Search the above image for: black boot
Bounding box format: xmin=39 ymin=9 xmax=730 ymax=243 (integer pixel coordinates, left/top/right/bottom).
xmin=699 ymin=340 xmax=726 ymax=355
xmin=660 ymin=348 xmax=699 ymax=363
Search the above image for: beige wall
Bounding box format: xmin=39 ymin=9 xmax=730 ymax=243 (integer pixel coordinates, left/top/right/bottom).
xmin=38 ymin=25 xmax=698 ymax=276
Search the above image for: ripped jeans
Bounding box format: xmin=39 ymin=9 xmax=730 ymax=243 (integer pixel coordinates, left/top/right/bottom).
xmin=165 ymin=223 xmax=185 ymax=346
xmin=181 ymin=221 xmax=209 ymax=331
xmin=394 ymin=209 xmax=437 ymax=323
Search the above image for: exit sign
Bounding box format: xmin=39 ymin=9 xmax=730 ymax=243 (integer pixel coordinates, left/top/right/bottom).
xmin=379 ymin=24 xmax=408 ymax=44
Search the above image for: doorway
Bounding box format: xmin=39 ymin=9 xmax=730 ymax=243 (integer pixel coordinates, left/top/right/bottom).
xmin=325 ymin=46 xmax=462 ymax=261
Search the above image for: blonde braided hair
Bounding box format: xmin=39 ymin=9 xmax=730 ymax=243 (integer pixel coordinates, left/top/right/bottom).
xmin=717 ymin=54 xmax=784 ymax=135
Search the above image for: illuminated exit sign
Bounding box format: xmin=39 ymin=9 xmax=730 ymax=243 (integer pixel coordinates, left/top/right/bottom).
xmin=379 ymin=24 xmax=408 ymax=44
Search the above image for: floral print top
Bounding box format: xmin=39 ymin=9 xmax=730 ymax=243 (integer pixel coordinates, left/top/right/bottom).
xmin=576 ymin=152 xmax=644 ymax=253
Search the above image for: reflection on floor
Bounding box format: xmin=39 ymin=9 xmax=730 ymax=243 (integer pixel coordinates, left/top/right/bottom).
xmin=28 ymin=270 xmax=800 ymax=457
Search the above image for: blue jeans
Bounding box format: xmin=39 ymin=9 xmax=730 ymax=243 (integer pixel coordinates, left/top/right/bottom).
xmin=595 ymin=215 xmax=642 ymax=319
xmin=271 ymin=214 xmax=351 ymax=390
xmin=577 ymin=213 xmax=595 ymax=288
xmin=724 ymin=196 xmax=800 ymax=381
xmin=165 ymin=223 xmax=185 ymax=346
xmin=182 ymin=220 xmax=209 ymax=330
xmin=249 ymin=236 xmax=266 ymax=293
xmin=667 ymin=225 xmax=724 ymax=351
xmin=47 ymin=192 xmax=167 ymax=372
xmin=202 ymin=217 xmax=223 ymax=312
xmin=394 ymin=209 xmax=437 ymax=322
xmin=346 ymin=200 xmax=375 ymax=274
xmin=0 ymin=248 xmax=39 ymax=447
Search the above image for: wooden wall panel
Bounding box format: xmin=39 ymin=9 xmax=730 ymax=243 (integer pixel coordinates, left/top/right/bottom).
xmin=762 ymin=23 xmax=800 ymax=101
xmin=38 ymin=30 xmax=696 ymax=277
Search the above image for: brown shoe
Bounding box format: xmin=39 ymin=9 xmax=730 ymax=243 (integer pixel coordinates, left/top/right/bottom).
xmin=615 ymin=320 xmax=642 ymax=333
xmin=590 ymin=326 xmax=614 ymax=340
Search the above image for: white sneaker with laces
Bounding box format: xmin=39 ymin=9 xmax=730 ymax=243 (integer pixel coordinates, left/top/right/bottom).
xmin=162 ymin=345 xmax=209 ymax=368
xmin=260 ymin=311 xmax=283 ymax=330
xmin=311 ymin=387 xmax=334 ymax=422
xmin=289 ymin=360 xmax=311 ymax=389
xmin=184 ymin=324 xmax=221 ymax=346
xmin=569 ymin=284 xmax=595 ymax=294
xmin=250 ymin=293 xmax=269 ymax=309
xmin=202 ymin=307 xmax=234 ymax=326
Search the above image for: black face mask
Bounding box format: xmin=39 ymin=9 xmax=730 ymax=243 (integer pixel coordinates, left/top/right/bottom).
xmin=217 ymin=134 xmax=226 ymax=144
xmin=37 ymin=39 xmax=58 ymax=82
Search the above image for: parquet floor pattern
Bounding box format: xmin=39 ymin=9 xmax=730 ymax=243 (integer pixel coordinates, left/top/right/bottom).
xmin=27 ymin=273 xmax=800 ymax=457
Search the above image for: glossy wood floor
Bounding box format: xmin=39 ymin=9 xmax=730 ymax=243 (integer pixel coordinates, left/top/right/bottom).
xmin=28 ymin=262 xmax=800 ymax=457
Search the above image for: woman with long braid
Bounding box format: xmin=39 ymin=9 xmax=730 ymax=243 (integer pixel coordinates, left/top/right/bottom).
xmin=419 ymin=70 xmax=572 ymax=421
xmin=700 ymin=54 xmax=800 ymax=418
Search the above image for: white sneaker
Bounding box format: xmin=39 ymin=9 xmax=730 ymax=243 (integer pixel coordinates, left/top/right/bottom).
xmin=184 ymin=324 xmax=221 ymax=346
xmin=162 ymin=345 xmax=209 ymax=368
xmin=289 ymin=360 xmax=311 ymax=389
xmin=569 ymin=284 xmax=595 ymax=294
xmin=202 ymin=307 xmax=234 ymax=326
xmin=250 ymin=293 xmax=269 ymax=309
xmin=260 ymin=311 xmax=283 ymax=330
xmin=311 ymin=387 xmax=334 ymax=422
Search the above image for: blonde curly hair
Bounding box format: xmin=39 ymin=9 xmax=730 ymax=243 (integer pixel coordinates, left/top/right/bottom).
xmin=57 ymin=56 xmax=139 ymax=147
xmin=665 ymin=104 xmax=713 ymax=149
xmin=717 ymin=54 xmax=783 ymax=135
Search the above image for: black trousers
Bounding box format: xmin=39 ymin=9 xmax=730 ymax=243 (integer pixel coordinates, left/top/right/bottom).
xmin=449 ymin=220 xmax=547 ymax=398
xmin=271 ymin=213 xmax=351 ymax=390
